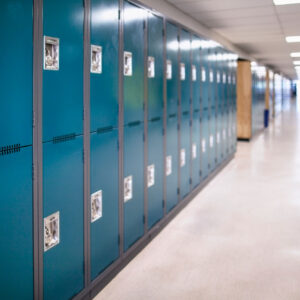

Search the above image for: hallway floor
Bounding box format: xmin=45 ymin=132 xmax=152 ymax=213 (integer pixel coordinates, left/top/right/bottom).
xmin=94 ymin=99 xmax=300 ymax=300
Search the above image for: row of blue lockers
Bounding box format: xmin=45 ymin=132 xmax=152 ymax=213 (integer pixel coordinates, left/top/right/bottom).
xmin=0 ymin=0 xmax=237 ymax=299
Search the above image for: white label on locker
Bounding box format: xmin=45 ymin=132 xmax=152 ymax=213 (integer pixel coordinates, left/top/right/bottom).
xmin=223 ymin=73 xmax=226 ymax=84
xmin=217 ymin=71 xmax=221 ymax=83
xmin=91 ymin=190 xmax=102 ymax=223
xmin=180 ymin=148 xmax=186 ymax=167
xmin=91 ymin=45 xmax=102 ymax=74
xmin=209 ymin=135 xmax=214 ymax=148
xmin=202 ymin=139 xmax=206 ymax=153
xmin=223 ymin=129 xmax=226 ymax=140
xmin=148 ymin=56 xmax=155 ymax=78
xmin=201 ymin=67 xmax=206 ymax=82
xmin=217 ymin=132 xmax=220 ymax=144
xmin=209 ymin=69 xmax=213 ymax=82
xmin=166 ymin=60 xmax=172 ymax=80
xmin=228 ymin=75 xmax=232 ymax=84
xmin=44 ymin=211 xmax=60 ymax=252
xmin=180 ymin=63 xmax=186 ymax=80
xmin=192 ymin=143 xmax=197 ymax=159
xmin=124 ymin=51 xmax=132 ymax=76
xmin=166 ymin=156 xmax=172 ymax=176
xmin=44 ymin=36 xmax=59 ymax=71
xmin=124 ymin=175 xmax=133 ymax=202
xmin=192 ymin=65 xmax=197 ymax=81
xmin=147 ymin=164 xmax=155 ymax=188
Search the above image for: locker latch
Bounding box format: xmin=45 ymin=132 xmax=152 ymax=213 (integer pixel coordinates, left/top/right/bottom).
xmin=180 ymin=148 xmax=186 ymax=167
xmin=166 ymin=155 xmax=172 ymax=176
xmin=124 ymin=175 xmax=133 ymax=202
xmin=124 ymin=51 xmax=132 ymax=76
xmin=91 ymin=45 xmax=102 ymax=74
xmin=147 ymin=164 xmax=155 ymax=187
xmin=148 ymin=56 xmax=155 ymax=78
xmin=44 ymin=36 xmax=59 ymax=71
xmin=180 ymin=63 xmax=186 ymax=81
xmin=91 ymin=190 xmax=102 ymax=222
xmin=166 ymin=60 xmax=172 ymax=80
xmin=44 ymin=212 xmax=60 ymax=251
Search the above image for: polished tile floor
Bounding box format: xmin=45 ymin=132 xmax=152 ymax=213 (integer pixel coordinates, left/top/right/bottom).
xmin=95 ymin=99 xmax=300 ymax=300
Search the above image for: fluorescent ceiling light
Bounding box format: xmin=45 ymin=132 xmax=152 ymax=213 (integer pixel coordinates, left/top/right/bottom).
xmin=293 ymin=61 xmax=300 ymax=65
xmin=291 ymin=52 xmax=300 ymax=57
xmin=274 ymin=0 xmax=300 ymax=5
xmin=286 ymin=36 xmax=300 ymax=43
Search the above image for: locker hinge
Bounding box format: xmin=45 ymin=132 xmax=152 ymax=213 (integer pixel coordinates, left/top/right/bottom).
xmin=118 ymin=234 xmax=121 ymax=245
xmin=118 ymin=9 xmax=121 ymax=20
xmin=189 ymin=178 xmax=192 ymax=185
xmin=143 ymin=215 xmax=146 ymax=224
xmin=32 ymin=163 xmax=36 ymax=181
xmin=177 ymin=188 xmax=180 ymax=195
xmin=82 ymin=150 xmax=85 ymax=163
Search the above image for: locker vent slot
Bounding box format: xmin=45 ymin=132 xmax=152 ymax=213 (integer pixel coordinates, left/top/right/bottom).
xmin=150 ymin=117 xmax=161 ymax=123
xmin=168 ymin=113 xmax=176 ymax=119
xmin=0 ymin=144 xmax=21 ymax=156
xmin=53 ymin=133 xmax=76 ymax=144
xmin=128 ymin=121 xmax=141 ymax=127
xmin=182 ymin=111 xmax=189 ymax=116
xmin=97 ymin=126 xmax=113 ymax=134
xmin=194 ymin=108 xmax=200 ymax=113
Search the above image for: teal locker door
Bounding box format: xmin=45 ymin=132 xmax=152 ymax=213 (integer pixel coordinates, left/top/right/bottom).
xmin=180 ymin=114 xmax=190 ymax=199
xmin=166 ymin=22 xmax=179 ymax=115
xmin=0 ymin=148 xmax=33 ymax=299
xmin=192 ymin=112 xmax=201 ymax=189
xmin=0 ymin=0 xmax=33 ymax=147
xmin=43 ymin=137 xmax=84 ymax=300
xmin=209 ymin=109 xmax=216 ymax=172
xmin=123 ymin=1 xmax=144 ymax=125
xmin=192 ymin=35 xmax=201 ymax=112
xmin=180 ymin=29 xmax=191 ymax=114
xmin=201 ymin=110 xmax=209 ymax=179
xmin=90 ymin=130 xmax=119 ymax=280
xmin=201 ymin=46 xmax=209 ymax=110
xmin=166 ymin=115 xmax=179 ymax=212
xmin=90 ymin=0 xmax=119 ymax=131
xmin=147 ymin=121 xmax=164 ymax=228
xmin=123 ymin=123 xmax=144 ymax=251
xmin=43 ymin=0 xmax=84 ymax=141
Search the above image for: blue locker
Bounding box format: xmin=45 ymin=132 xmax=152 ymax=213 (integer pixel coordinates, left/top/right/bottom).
xmin=0 ymin=148 xmax=33 ymax=299
xmin=216 ymin=53 xmax=223 ymax=165
xmin=192 ymin=35 xmax=201 ymax=112
xmin=147 ymin=121 xmax=164 ymax=228
xmin=201 ymin=110 xmax=209 ymax=179
xmin=180 ymin=29 xmax=191 ymax=115
xmin=180 ymin=115 xmax=190 ymax=199
xmin=201 ymin=45 xmax=210 ymax=110
xmin=43 ymin=137 xmax=84 ymax=300
xmin=123 ymin=1 xmax=145 ymax=125
xmin=192 ymin=112 xmax=201 ymax=189
xmin=90 ymin=0 xmax=119 ymax=131
xmin=209 ymin=50 xmax=217 ymax=110
xmin=148 ymin=14 xmax=164 ymax=120
xmin=90 ymin=130 xmax=119 ymax=280
xmin=0 ymin=0 xmax=33 ymax=147
xmin=43 ymin=0 xmax=84 ymax=141
xmin=166 ymin=115 xmax=178 ymax=212
xmin=209 ymin=108 xmax=217 ymax=171
xmin=123 ymin=123 xmax=144 ymax=251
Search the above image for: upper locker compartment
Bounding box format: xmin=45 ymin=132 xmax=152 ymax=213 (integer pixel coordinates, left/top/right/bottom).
xmin=90 ymin=0 xmax=119 ymax=132
xmin=192 ymin=35 xmax=201 ymax=112
xmin=123 ymin=1 xmax=145 ymax=125
xmin=179 ymin=29 xmax=191 ymax=115
xmin=43 ymin=0 xmax=84 ymax=141
xmin=201 ymin=40 xmax=209 ymax=111
xmin=0 ymin=0 xmax=33 ymax=148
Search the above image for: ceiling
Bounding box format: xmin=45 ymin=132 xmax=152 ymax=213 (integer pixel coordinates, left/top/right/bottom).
xmin=166 ymin=0 xmax=300 ymax=79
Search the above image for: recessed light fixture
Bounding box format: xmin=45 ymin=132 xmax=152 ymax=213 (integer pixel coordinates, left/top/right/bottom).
xmin=291 ymin=52 xmax=300 ymax=57
xmin=286 ymin=36 xmax=300 ymax=43
xmin=293 ymin=61 xmax=300 ymax=65
xmin=274 ymin=0 xmax=300 ymax=5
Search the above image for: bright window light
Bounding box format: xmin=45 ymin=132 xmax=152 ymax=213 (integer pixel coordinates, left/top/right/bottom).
xmin=291 ymin=52 xmax=300 ymax=57
xmin=274 ymin=0 xmax=300 ymax=5
xmin=293 ymin=61 xmax=300 ymax=65
xmin=286 ymin=36 xmax=300 ymax=43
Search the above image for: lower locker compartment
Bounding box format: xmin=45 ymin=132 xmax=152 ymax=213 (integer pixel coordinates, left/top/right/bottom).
xmin=216 ymin=109 xmax=222 ymax=165
xmin=201 ymin=110 xmax=209 ymax=179
xmin=222 ymin=110 xmax=228 ymax=159
xmin=90 ymin=130 xmax=119 ymax=280
xmin=0 ymin=146 xmax=33 ymax=299
xmin=166 ymin=114 xmax=178 ymax=213
xmin=180 ymin=114 xmax=190 ymax=199
xmin=209 ymin=109 xmax=217 ymax=172
xmin=43 ymin=137 xmax=84 ymax=300
xmin=147 ymin=120 xmax=164 ymax=229
xmin=192 ymin=111 xmax=201 ymax=189
xmin=123 ymin=123 xmax=144 ymax=251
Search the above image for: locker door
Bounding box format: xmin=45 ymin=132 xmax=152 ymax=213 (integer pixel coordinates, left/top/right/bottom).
xmin=147 ymin=121 xmax=164 ymax=228
xmin=209 ymin=108 xmax=216 ymax=171
xmin=180 ymin=114 xmax=190 ymax=199
xmin=90 ymin=130 xmax=119 ymax=280
xmin=90 ymin=0 xmax=119 ymax=131
xmin=43 ymin=137 xmax=84 ymax=300
xmin=0 ymin=148 xmax=33 ymax=299
xmin=0 ymin=0 xmax=33 ymax=147
xmin=123 ymin=1 xmax=145 ymax=125
xmin=166 ymin=115 xmax=178 ymax=212
xmin=201 ymin=110 xmax=209 ymax=179
xmin=123 ymin=123 xmax=144 ymax=251
xmin=43 ymin=0 xmax=84 ymax=141
xmin=201 ymin=47 xmax=209 ymax=110
xmin=192 ymin=112 xmax=201 ymax=189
